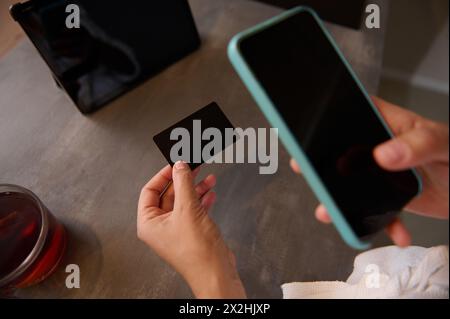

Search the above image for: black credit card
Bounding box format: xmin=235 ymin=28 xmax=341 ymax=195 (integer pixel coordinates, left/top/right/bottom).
xmin=153 ymin=102 xmax=236 ymax=170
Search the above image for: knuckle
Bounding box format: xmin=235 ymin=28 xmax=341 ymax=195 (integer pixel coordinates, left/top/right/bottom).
xmin=196 ymin=181 xmax=207 ymax=193
xmin=175 ymin=168 xmax=189 ymax=177
xmin=182 ymin=200 xmax=195 ymax=211
xmin=139 ymin=185 xmax=149 ymax=197
xmin=418 ymin=126 xmax=438 ymax=147
xmin=183 ymin=200 xmax=201 ymax=213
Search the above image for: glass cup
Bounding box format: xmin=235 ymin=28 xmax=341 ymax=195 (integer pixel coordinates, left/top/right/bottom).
xmin=0 ymin=184 xmax=66 ymax=295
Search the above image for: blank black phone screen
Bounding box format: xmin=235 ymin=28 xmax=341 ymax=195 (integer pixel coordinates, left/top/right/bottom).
xmin=238 ymin=10 xmax=420 ymax=238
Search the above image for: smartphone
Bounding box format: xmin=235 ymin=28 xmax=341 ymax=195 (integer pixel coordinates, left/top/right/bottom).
xmin=228 ymin=7 xmax=422 ymax=249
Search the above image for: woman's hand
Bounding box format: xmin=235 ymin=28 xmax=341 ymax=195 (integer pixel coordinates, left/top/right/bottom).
xmin=137 ymin=161 xmax=246 ymax=299
xmin=290 ymin=97 xmax=449 ymax=247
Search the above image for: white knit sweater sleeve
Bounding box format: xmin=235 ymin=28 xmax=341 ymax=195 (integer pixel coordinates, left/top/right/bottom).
xmin=282 ymin=246 xmax=449 ymax=299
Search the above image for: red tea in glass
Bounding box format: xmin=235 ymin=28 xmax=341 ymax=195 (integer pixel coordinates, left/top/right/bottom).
xmin=0 ymin=185 xmax=66 ymax=293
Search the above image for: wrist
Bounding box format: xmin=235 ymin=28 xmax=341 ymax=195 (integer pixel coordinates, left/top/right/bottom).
xmin=185 ymin=264 xmax=246 ymax=299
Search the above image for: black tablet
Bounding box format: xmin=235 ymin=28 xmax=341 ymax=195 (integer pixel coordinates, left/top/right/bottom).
xmin=10 ymin=0 xmax=201 ymax=113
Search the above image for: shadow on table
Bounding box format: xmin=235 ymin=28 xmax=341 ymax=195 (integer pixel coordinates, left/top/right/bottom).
xmin=15 ymin=219 xmax=103 ymax=299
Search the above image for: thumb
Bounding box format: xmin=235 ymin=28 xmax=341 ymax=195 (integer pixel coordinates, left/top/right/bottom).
xmin=374 ymin=125 xmax=449 ymax=171
xmin=172 ymin=161 xmax=199 ymax=211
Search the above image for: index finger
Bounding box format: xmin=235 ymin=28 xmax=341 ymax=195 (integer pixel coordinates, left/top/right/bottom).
xmin=371 ymin=96 xmax=418 ymax=135
xmin=290 ymin=158 xmax=302 ymax=175
xmin=138 ymin=165 xmax=173 ymax=213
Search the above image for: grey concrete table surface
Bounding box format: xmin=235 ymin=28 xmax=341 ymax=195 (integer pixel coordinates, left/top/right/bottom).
xmin=0 ymin=0 xmax=389 ymax=298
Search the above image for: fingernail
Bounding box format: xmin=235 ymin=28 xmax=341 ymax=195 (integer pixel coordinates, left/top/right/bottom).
xmin=377 ymin=140 xmax=409 ymax=164
xmin=174 ymin=161 xmax=188 ymax=170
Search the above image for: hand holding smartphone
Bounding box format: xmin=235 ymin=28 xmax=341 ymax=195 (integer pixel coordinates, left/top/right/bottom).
xmin=228 ymin=7 xmax=422 ymax=249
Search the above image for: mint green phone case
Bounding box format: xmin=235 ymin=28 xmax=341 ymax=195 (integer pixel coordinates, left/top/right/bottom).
xmin=228 ymin=6 xmax=422 ymax=250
